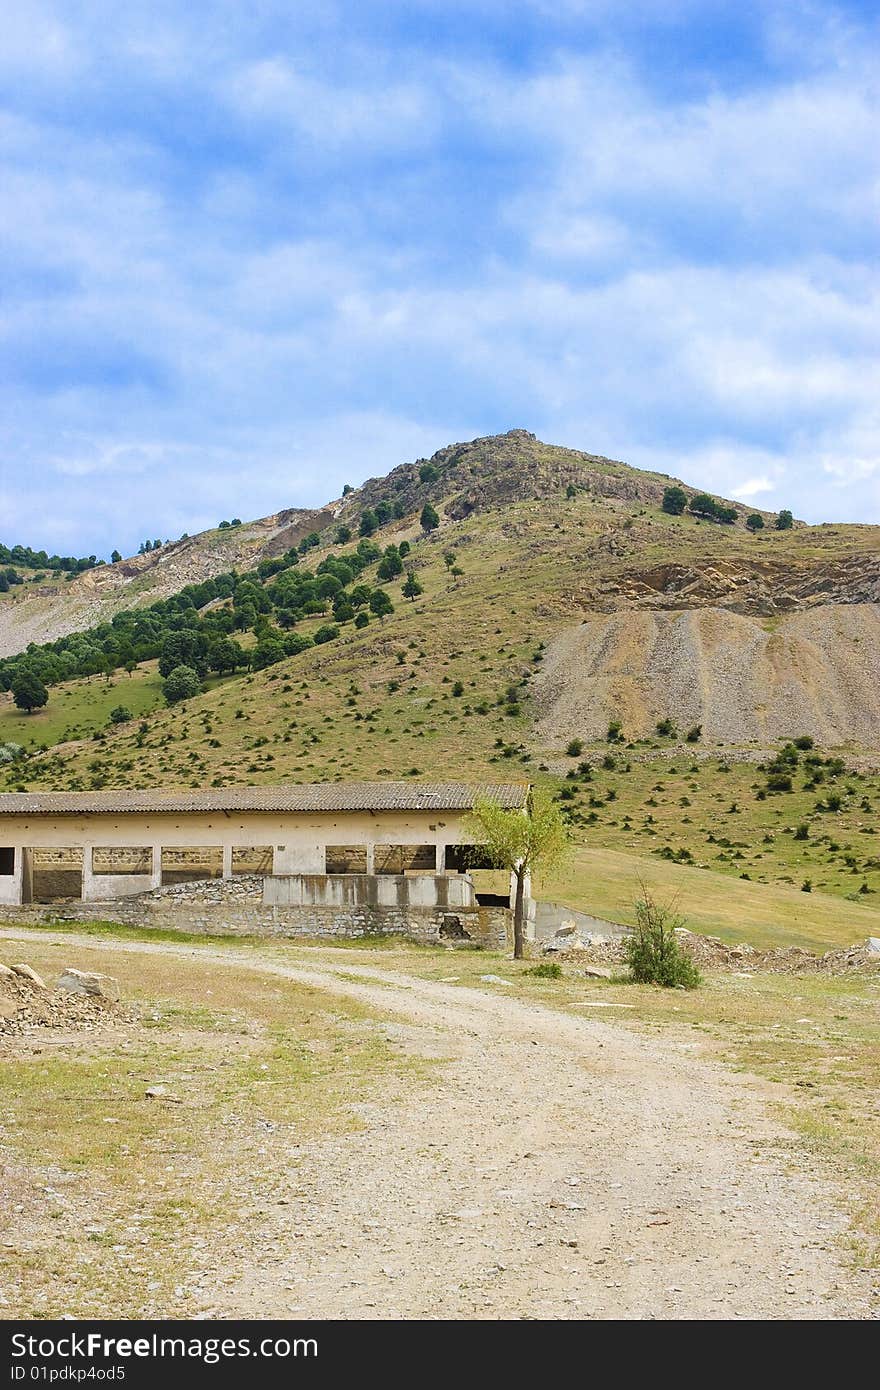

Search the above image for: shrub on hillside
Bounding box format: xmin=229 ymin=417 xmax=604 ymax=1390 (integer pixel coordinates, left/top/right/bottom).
xmin=661 ymin=485 xmax=687 ymax=515
xmin=624 ymin=891 xmax=702 ymax=989
xmin=162 ymin=664 xmax=201 ymax=704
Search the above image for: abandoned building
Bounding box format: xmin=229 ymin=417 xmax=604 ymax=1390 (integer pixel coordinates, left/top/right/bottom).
xmin=0 ymin=781 xmax=530 ymax=945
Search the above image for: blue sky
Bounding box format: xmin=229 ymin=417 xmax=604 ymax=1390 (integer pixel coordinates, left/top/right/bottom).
xmin=1 ymin=0 xmax=878 ymax=557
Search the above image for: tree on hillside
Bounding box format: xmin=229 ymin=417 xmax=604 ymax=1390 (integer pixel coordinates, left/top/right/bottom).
xmin=369 ymin=590 xmax=394 ymax=621
xmin=11 ymin=669 xmax=48 ymax=715
xmin=359 ymin=509 xmax=378 ymax=537
xmin=401 ymin=570 xmax=423 ymax=602
xmin=420 ymin=502 xmax=440 ymax=532
xmin=377 ymin=545 xmax=403 ymax=581
xmin=419 ymin=462 xmax=439 ymax=484
xmin=208 ymin=637 xmax=245 ymax=675
xmin=110 ymin=549 xmax=122 ymax=564
xmin=688 ymin=492 xmax=718 ymax=519
xmin=776 ymin=509 xmax=794 ymax=530
xmin=465 ymin=791 xmax=570 ymax=960
xmin=251 ymin=637 xmax=286 ymax=670
xmin=162 ymin=664 xmax=202 ymax=704
xmin=159 ymin=630 xmax=208 ymax=678
xmin=746 ymin=513 xmax=764 ymax=532
xmin=661 ymin=486 xmax=687 ymax=515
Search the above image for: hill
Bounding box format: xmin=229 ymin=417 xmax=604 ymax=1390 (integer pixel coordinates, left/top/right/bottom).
xmin=2 ymin=429 xmax=879 ymax=943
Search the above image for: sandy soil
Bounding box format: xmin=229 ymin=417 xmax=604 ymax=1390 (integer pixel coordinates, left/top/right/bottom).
xmin=1 ymin=930 xmax=876 ymax=1321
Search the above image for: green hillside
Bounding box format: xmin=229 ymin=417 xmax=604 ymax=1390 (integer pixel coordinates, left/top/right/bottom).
xmin=2 ymin=430 xmax=878 ymax=948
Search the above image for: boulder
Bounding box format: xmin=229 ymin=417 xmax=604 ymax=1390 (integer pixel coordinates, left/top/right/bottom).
xmin=0 ymin=963 xmax=16 ymax=979
xmin=10 ymin=964 xmax=46 ymax=989
xmin=866 ymin=938 xmax=880 ymax=955
xmin=56 ymin=967 xmax=120 ymax=1002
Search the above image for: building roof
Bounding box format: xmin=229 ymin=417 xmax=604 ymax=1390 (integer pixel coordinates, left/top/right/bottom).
xmin=0 ymin=781 xmax=530 ymax=817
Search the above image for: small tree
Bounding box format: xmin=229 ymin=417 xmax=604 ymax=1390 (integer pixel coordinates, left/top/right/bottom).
xmin=420 ymin=502 xmax=440 ymax=532
xmin=110 ymin=549 xmax=122 ymax=563
xmin=162 ymin=664 xmax=202 ymax=704
xmin=377 ymin=546 xmax=403 ymax=580
xmin=465 ymin=791 xmax=571 ymax=959
xmin=402 ymin=570 xmax=423 ymax=601
xmin=776 ymin=509 xmax=793 ymax=530
xmin=11 ymin=670 xmax=48 ymax=715
xmin=359 ymin=509 xmax=378 ymax=537
xmin=369 ymin=590 xmax=394 ymax=621
xmin=624 ymin=888 xmax=701 ymax=988
xmin=746 ymin=513 xmax=764 ymax=532
xmin=661 ymin=486 xmax=687 ymax=516
xmin=109 ymin=705 xmax=132 ymax=724
xmin=688 ymin=492 xmax=717 ymax=520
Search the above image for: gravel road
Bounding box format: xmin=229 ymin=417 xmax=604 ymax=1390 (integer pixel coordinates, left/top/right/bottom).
xmin=2 ymin=929 xmax=876 ymax=1320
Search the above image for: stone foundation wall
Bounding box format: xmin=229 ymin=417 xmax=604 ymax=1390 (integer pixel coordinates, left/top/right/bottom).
xmin=0 ymin=893 xmax=512 ymax=950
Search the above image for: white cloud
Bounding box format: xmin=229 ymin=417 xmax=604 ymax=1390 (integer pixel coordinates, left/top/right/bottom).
xmin=0 ymin=1 xmax=878 ymax=554
xmin=730 ymin=477 xmax=775 ymax=499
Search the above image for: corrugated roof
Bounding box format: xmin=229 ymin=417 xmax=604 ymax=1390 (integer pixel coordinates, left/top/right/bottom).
xmin=0 ymin=782 xmax=529 ymax=817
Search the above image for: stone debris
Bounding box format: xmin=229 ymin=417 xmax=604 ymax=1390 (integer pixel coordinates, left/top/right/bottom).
xmin=56 ymin=967 xmax=121 ymax=1002
xmin=10 ymin=963 xmax=46 ymax=988
xmin=0 ymin=958 xmax=129 ymax=1037
xmin=540 ymin=929 xmax=880 ymax=976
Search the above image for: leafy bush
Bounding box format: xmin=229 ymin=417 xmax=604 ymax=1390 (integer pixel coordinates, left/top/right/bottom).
xmin=566 ymin=738 xmax=584 ymax=756
xmin=766 ymin=773 xmax=793 ymax=793
xmin=108 ymin=705 xmax=133 ymax=724
xmin=685 ymin=724 xmax=702 ymax=742
xmin=524 ymin=961 xmax=562 ymax=979
xmin=661 ymin=485 xmax=687 ymax=515
xmin=624 ymin=892 xmax=702 ymax=989
xmin=162 ymin=664 xmax=201 ymax=704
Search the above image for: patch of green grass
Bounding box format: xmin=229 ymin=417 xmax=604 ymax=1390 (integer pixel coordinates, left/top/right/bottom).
xmin=538 ymin=843 xmax=880 ymax=951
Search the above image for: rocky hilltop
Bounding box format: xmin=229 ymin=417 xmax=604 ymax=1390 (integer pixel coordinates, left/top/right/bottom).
xmin=2 ymin=429 xmax=878 ymax=762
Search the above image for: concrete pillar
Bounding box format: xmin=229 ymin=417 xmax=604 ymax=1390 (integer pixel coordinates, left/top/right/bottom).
xmin=150 ymin=845 xmax=162 ymax=891
xmin=222 ymin=845 xmax=233 ymax=880
xmin=82 ymin=846 xmax=96 ymax=902
xmin=365 ymin=844 xmax=375 ymax=875
xmin=436 ymin=843 xmax=446 ymax=873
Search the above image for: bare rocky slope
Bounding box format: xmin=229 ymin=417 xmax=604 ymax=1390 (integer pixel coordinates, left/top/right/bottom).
xmin=532 ymin=603 xmax=880 ymax=745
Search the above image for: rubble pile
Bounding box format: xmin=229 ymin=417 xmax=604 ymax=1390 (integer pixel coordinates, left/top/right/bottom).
xmin=0 ymin=960 xmax=128 ymax=1038
xmin=540 ymin=926 xmax=880 ymax=976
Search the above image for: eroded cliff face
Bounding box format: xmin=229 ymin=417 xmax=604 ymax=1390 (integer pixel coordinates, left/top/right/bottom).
xmin=532 ymin=603 xmax=880 ymax=746
xmin=577 ymin=551 xmax=880 ymax=616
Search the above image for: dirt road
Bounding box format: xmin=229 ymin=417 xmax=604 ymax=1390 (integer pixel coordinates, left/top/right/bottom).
xmin=2 ymin=929 xmax=875 ymax=1320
